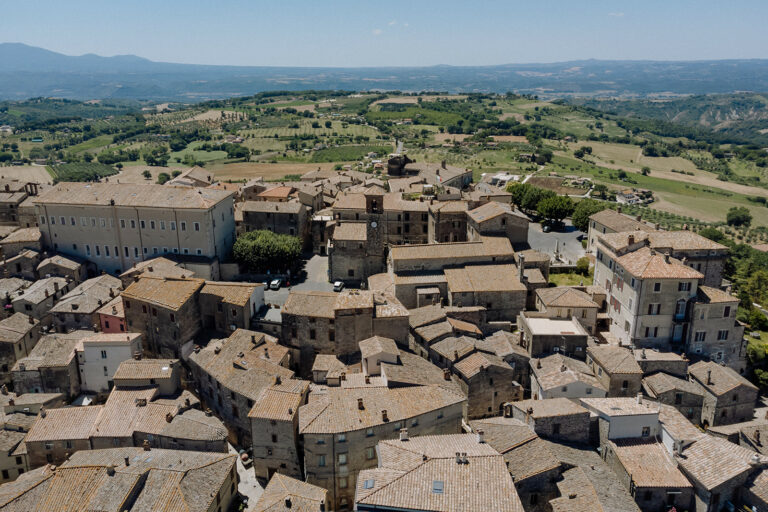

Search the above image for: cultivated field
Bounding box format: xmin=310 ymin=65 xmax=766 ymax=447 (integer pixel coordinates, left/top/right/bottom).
xmin=371 ymin=95 xmax=468 ymax=106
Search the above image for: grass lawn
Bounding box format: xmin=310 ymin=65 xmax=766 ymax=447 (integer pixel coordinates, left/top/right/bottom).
xmin=66 ymin=134 xmax=114 ymax=154
xmin=549 ymin=271 xmax=593 ymax=287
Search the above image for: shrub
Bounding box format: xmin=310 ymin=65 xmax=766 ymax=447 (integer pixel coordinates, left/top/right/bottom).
xmin=233 ymin=230 xmax=302 ymax=273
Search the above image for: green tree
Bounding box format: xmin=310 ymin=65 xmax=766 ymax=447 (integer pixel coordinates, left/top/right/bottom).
xmin=233 ymin=230 xmax=302 ymax=273
xmin=698 ymin=227 xmax=726 ymax=243
xmin=537 ymin=195 xmax=575 ymax=223
xmin=592 ymin=183 xmax=608 ymax=199
xmin=641 ymin=166 xmax=650 ymax=176
xmin=142 ymin=170 xmax=151 ymax=179
xmin=727 ymin=206 xmax=752 ymax=227
xmin=576 ymin=256 xmax=590 ymax=276
xmin=156 ymin=172 xmax=171 ymax=185
xmin=572 ymin=199 xmax=607 ymax=232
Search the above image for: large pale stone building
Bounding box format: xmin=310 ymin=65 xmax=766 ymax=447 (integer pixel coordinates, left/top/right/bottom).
xmin=34 ymin=183 xmax=235 ymax=274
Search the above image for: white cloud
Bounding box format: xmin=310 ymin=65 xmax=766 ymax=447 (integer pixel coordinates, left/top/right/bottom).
xmin=608 ymin=12 xmax=624 ymax=17
xmin=372 ymin=28 xmax=384 ymax=36
xmin=403 ymin=22 xmax=409 ymax=27
xmin=388 ymin=20 xmax=397 ymax=26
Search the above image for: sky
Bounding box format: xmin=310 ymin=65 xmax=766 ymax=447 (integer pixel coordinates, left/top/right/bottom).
xmin=1 ymin=0 xmax=767 ymax=67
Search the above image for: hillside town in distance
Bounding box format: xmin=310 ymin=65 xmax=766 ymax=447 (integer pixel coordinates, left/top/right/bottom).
xmin=0 ymin=149 xmax=762 ymax=512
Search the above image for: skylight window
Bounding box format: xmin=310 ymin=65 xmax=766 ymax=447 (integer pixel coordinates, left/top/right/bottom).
xmin=432 ymin=480 xmax=444 ymax=494
xmin=363 ymin=479 xmax=375 ymax=489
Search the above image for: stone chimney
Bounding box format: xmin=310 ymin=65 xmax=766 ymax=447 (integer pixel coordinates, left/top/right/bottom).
xmin=133 ymin=351 xmax=141 ymax=360
xmin=285 ymin=497 xmax=292 ymax=508
xmin=443 ymin=368 xmax=451 ymax=381
xmin=627 ymin=234 xmax=634 ymax=245
xmin=28 ymin=315 xmax=34 ymax=325
xmin=40 ymin=407 xmax=46 ymax=418
xmin=53 ymin=282 xmax=59 ymax=292
xmin=106 ymin=464 xmax=116 ymax=476
xmin=399 ymin=428 xmax=409 ymax=441
xmin=275 ymin=375 xmax=282 ymax=385
xmin=636 ymin=393 xmax=643 ymax=405
xmin=664 ymin=252 xmax=670 ymax=263
xmin=358 ymin=398 xmax=364 ymax=410
xmin=476 ymin=429 xmax=485 ymax=444
xmin=518 ymin=253 xmax=526 ymax=282
xmin=382 ymin=409 xmax=388 ymax=422
xmin=124 ymin=456 xmax=130 ymax=467
xmin=142 ymin=439 xmax=151 ymax=451
xmin=707 ymin=369 xmax=712 ymax=385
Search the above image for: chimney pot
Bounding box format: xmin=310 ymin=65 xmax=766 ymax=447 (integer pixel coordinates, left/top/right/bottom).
xmin=636 ymin=393 xmax=643 ymax=405
xmin=142 ymin=440 xmax=151 ymax=451
xmin=275 ymin=375 xmax=282 ymax=385
xmin=382 ymin=409 xmax=388 ymax=422
xmin=627 ymin=234 xmax=635 ymax=245
xmin=106 ymin=464 xmax=116 ymax=476
xmin=399 ymin=428 xmax=409 ymax=441
xmin=706 ymin=369 xmax=712 ymax=385
xmin=443 ymin=368 xmax=451 ymax=381
xmin=358 ymin=398 xmax=364 ymax=410
xmin=124 ymin=456 xmax=130 ymax=466
xmin=476 ymin=429 xmax=485 ymax=443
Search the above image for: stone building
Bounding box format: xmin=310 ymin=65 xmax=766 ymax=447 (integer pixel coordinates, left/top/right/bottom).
xmin=328 ymin=222 xmax=384 ymax=283
xmin=34 ymin=182 xmax=235 ymax=274
xmin=198 ymin=281 xmax=263 ymax=332
xmin=332 ymin=191 xmax=429 ymax=246
xmin=281 ymin=290 xmax=408 ymax=376
xmin=0 ymin=447 xmax=238 ymax=512
xmin=254 ymin=473 xmax=328 ymax=512
xmin=535 ymin=286 xmax=599 ymax=334
xmin=0 ymin=228 xmax=42 ymax=258
xmin=427 ymin=200 xmax=467 ymax=243
xmin=112 ymin=358 xmax=181 ymax=395
xmin=508 ymin=398 xmax=591 ymax=444
xmin=444 ymin=264 xmax=526 ymax=322
xmin=688 ymin=286 xmax=746 ymax=373
xmin=12 ymin=330 xmax=92 ymax=398
xmin=387 ymin=236 xmax=514 ymax=274
xmin=11 ymin=276 xmax=71 ymax=321
xmin=121 ymin=277 xmax=204 ymax=357
xmin=0 ymin=313 xmax=40 ymax=381
xmin=118 ymin=256 xmax=195 ymax=288
xmin=49 ymin=273 xmax=122 ymax=332
xmin=602 ymin=438 xmax=694 ymax=511
xmin=249 ymin=379 xmax=310 ymax=482
xmin=580 ymin=397 xmax=660 ymax=447
xmin=518 ymin=313 xmax=590 ymax=360
xmin=529 ymin=354 xmax=607 ymax=400
xmin=300 ymin=383 xmax=466 ymax=510
xmin=454 ymin=350 xmax=522 ymax=418
xmin=0 ymin=249 xmax=40 ymax=281
xmin=355 ymin=434 xmax=523 ymax=512
xmin=586 ymin=345 xmax=644 ymax=397
xmin=240 ymin=200 xmax=310 ymax=242
xmin=188 ymin=329 xmax=296 ymax=445
xmin=586 ymin=208 xmax=656 ymax=254
xmin=594 ymin=232 xmax=705 ymax=349
xmin=642 ymin=371 xmax=704 ymax=422
xmin=634 ymin=347 xmax=689 ymax=378
xmin=688 ymin=361 xmax=757 ymax=426
xmin=36 ymin=254 xmax=87 ymax=284
xmin=675 ymin=435 xmax=765 ymax=512
xmin=97 ymin=296 xmax=126 ymax=333
xmin=466 ymin=201 xmax=529 ymax=245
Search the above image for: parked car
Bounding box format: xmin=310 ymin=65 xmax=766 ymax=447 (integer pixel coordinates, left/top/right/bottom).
xmin=542 ymin=224 xmax=551 ymax=233
xmin=269 ymin=279 xmax=282 ymax=290
xmin=333 ymin=281 xmax=344 ymax=292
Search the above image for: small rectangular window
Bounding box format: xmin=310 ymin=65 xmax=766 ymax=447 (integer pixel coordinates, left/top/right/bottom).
xmin=181 ymin=222 xmax=186 ymax=231
xmin=194 ymin=222 xmax=200 ymax=231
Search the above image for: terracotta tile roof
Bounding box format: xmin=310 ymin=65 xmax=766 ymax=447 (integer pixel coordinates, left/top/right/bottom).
xmin=242 ymin=200 xmax=304 ymax=214
xmin=26 ymin=405 xmax=104 ymax=442
xmin=453 ymin=351 xmax=511 ymax=379
xmin=643 ymin=372 xmax=704 ymax=397
xmin=511 ymin=398 xmax=588 ymax=418
xmin=609 ymin=438 xmax=692 ymax=488
xmin=282 ymin=290 xmax=337 ymax=318
xmin=616 ymin=246 xmax=703 ymax=279
xmin=49 ymin=274 xmax=122 ymax=315
xmin=444 ymin=264 xmax=525 ymax=293
xmin=112 ymin=359 xmax=178 ymax=381
xmin=35 ymin=182 xmax=232 ymax=209
xmin=0 ymin=227 xmax=40 ymax=244
xmin=390 ymin=236 xmax=513 ymax=262
xmin=697 ymin=286 xmax=738 ymax=304
xmin=37 ymin=254 xmax=83 ymax=272
xmin=13 ymin=276 xmax=68 ymax=305
xmin=428 ymin=200 xmax=468 ymax=213
xmin=188 ymin=329 xmax=294 ymax=401
xmin=121 ymin=276 xmax=204 ymax=311
xmin=580 ymin=397 xmax=659 ymax=417
xmin=254 ymin=473 xmax=327 ymax=512
xmin=257 ymin=185 xmax=295 ymax=198
xmin=431 ymin=336 xmax=477 ymax=363
xmin=311 ymin=354 xmax=345 ymax=374
xmin=415 ymin=320 xmax=454 ymax=343
xmin=359 ymin=336 xmax=399 ymax=359
xmin=0 ymin=313 xmax=37 ymax=343
xmin=333 ymin=222 xmax=368 ymax=241
xmin=407 ymin=305 xmax=446 ymax=329
xmin=689 ymin=361 xmax=757 ymax=396
xmin=380 ymin=352 xmax=464 ymax=392
xmin=587 ymin=346 xmax=643 ymax=374
xmin=537 ymin=287 xmax=598 ymax=309
xmin=298 ymin=385 xmax=464 ymax=434
xmin=13 ymin=330 xmax=91 ymax=371
xmin=550 ymin=466 xmax=606 ymax=512
xmin=445 ymin=317 xmax=482 ymax=336
xmin=589 ymin=209 xmax=653 ymax=233
xmin=355 ymin=434 xmax=523 ymax=512
xmin=532 ymin=354 xmax=604 ymax=392
xmin=248 ymin=380 xmax=310 ymax=421
xmin=119 ymin=257 xmax=194 ymax=281
xmin=677 ymin=435 xmax=765 ymax=490
xmin=523 ymin=267 xmax=547 ymax=284
xmin=467 ymin=201 xmax=527 ymax=223
xmin=657 ymin=404 xmax=705 ymax=442
xmin=201 ymin=281 xmax=258 ymax=306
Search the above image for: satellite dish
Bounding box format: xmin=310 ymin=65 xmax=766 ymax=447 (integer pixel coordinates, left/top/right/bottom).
xmin=371 ymin=221 xmax=377 ymax=228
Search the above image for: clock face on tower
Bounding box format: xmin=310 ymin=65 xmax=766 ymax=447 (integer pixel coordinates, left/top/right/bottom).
xmin=371 ymin=221 xmax=377 ymax=228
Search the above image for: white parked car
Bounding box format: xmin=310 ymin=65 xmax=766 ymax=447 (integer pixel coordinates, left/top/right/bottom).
xmin=333 ymin=281 xmax=344 ymax=292
xmin=269 ymin=279 xmax=282 ymax=290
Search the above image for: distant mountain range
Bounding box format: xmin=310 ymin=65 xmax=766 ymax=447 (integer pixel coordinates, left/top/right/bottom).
xmin=2 ymin=43 xmax=768 ymax=102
